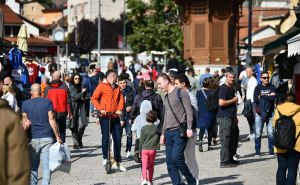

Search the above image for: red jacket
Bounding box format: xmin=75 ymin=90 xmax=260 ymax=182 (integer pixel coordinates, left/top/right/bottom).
xmin=91 ymin=80 xmax=124 ymax=117
xmin=44 ymin=80 xmax=71 ymax=118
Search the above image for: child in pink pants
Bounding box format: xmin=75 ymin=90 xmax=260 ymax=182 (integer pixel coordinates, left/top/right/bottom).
xmin=139 ymin=111 xmax=160 ymax=185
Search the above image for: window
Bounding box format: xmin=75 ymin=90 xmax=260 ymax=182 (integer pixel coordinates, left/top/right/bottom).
xmin=184 ymin=25 xmax=191 ymax=50
xmin=195 ymin=23 xmax=205 ymax=48
xmin=12 ymin=26 xmax=21 ymax=36
xmin=80 ymin=3 xmax=85 ymax=14
xmin=4 ymin=26 xmax=11 ymax=37
xmin=212 ymin=23 xmax=224 ymax=48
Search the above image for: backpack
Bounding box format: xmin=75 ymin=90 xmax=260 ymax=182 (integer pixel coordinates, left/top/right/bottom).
xmin=273 ymin=109 xmax=300 ymax=149
xmin=177 ymin=89 xmax=197 ymax=129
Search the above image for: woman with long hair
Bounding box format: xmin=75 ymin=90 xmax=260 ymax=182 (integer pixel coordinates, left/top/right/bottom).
xmin=69 ymin=73 xmax=89 ymax=149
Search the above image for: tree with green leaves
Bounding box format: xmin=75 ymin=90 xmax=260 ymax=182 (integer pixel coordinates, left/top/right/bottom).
xmin=127 ymin=0 xmax=183 ymax=54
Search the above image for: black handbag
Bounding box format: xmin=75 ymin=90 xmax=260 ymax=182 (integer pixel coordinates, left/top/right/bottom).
xmin=166 ymin=94 xmax=187 ymax=138
xmin=242 ymin=99 xmax=253 ymax=118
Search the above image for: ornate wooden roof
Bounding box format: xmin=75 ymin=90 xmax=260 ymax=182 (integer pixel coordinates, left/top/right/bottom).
xmin=175 ymin=0 xmax=245 ymax=24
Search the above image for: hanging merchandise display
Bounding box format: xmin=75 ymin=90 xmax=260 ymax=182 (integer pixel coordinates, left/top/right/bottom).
xmin=25 ymin=60 xmax=39 ymax=85
xmin=8 ymin=47 xmax=29 ymax=87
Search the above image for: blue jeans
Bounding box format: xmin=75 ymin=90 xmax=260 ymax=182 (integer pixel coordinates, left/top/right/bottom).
xmin=100 ymin=117 xmax=122 ymax=163
xmin=122 ymin=118 xmax=132 ymax=152
xmin=254 ymin=113 xmax=274 ymax=154
xmin=277 ymin=150 xmax=300 ymax=185
xmin=165 ymin=129 xmax=196 ymax=185
xmin=29 ymin=137 xmax=53 ymax=185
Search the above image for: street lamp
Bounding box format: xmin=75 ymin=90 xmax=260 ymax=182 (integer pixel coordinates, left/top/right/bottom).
xmin=53 ymin=25 xmax=65 ymax=72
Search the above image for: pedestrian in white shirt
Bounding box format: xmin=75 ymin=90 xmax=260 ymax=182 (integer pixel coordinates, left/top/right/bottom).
xmin=244 ymin=67 xmax=257 ymax=140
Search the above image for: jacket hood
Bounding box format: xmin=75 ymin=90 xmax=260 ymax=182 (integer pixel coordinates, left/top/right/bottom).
xmin=140 ymin=100 xmax=152 ymax=114
xmin=277 ymin=102 xmax=300 ymax=117
xmin=49 ymin=80 xmax=63 ymax=88
xmin=142 ymin=89 xmax=155 ymax=98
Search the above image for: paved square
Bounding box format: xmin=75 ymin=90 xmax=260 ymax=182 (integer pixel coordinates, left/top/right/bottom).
xmin=46 ymin=114 xmax=277 ymax=185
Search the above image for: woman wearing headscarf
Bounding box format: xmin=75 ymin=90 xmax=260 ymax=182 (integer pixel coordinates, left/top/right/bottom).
xmin=69 ymin=73 xmax=89 ymax=149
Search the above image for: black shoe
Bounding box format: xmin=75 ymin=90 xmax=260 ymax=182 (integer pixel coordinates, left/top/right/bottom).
xmin=231 ymin=160 xmax=240 ymax=165
xmin=208 ymin=146 xmax=213 ymax=151
xmin=198 ymin=143 xmax=203 ymax=152
xmin=73 ymin=145 xmax=79 ymax=149
xmin=220 ymin=163 xmax=237 ymax=168
xmin=213 ymin=140 xmax=217 ymax=145
xmin=79 ymin=141 xmax=83 ymax=148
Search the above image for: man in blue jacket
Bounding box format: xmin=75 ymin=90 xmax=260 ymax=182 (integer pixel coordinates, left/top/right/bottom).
xmin=253 ymin=72 xmax=276 ymax=156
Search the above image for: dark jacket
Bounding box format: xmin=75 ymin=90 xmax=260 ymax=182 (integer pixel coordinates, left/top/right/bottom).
xmin=130 ymin=89 xmax=163 ymax=120
xmin=12 ymin=85 xmax=22 ymax=108
xmin=254 ymin=84 xmax=276 ymax=121
xmin=69 ymin=84 xmax=89 ymax=128
xmin=44 ymin=80 xmax=71 ymax=119
xmin=121 ymin=86 xmax=135 ymax=120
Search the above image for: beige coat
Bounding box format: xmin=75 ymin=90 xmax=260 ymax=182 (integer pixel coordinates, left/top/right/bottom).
xmin=0 ymin=108 xmax=30 ymax=185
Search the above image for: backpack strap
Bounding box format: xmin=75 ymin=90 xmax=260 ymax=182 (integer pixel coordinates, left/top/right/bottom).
xmin=201 ymin=88 xmax=207 ymax=100
xmin=176 ymin=88 xmax=187 ymax=121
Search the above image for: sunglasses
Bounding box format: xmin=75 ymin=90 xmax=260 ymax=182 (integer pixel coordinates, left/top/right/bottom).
xmin=74 ymin=78 xmax=80 ymax=80
xmin=261 ymin=77 xmax=269 ymax=79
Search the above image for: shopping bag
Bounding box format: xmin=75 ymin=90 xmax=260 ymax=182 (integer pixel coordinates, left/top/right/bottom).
xmin=58 ymin=143 xmax=71 ymax=173
xmin=49 ymin=143 xmax=71 ymax=173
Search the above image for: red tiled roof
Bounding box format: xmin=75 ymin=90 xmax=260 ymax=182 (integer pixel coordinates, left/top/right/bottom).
xmin=252 ymin=34 xmax=281 ymax=47
xmin=0 ymin=4 xmax=23 ymax=25
xmin=239 ymin=26 xmax=262 ymax=41
xmin=4 ymin=36 xmax=56 ymax=47
xmin=239 ymin=7 xmax=289 ymax=27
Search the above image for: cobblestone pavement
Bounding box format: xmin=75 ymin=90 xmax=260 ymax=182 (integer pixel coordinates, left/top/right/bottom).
xmin=43 ymin=112 xmax=278 ymax=185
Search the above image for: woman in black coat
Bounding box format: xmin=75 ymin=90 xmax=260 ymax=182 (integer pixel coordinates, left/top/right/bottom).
xmin=69 ymin=73 xmax=89 ymax=149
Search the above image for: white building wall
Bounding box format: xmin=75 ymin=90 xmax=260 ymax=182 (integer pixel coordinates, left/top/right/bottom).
xmin=68 ymin=0 xmax=128 ymax=32
xmin=244 ymin=28 xmax=277 ymax=44
xmin=5 ymin=0 xmax=20 ymax=14
xmin=23 ymin=21 xmax=39 ymax=35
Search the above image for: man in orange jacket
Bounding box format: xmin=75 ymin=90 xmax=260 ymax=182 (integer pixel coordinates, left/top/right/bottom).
xmin=91 ymin=70 xmax=126 ymax=172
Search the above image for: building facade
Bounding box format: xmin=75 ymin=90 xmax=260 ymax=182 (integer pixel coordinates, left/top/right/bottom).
xmin=176 ymin=0 xmax=243 ymax=68
xmin=67 ymin=0 xmax=126 ymax=32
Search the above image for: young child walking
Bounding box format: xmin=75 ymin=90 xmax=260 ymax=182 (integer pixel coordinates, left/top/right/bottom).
xmin=139 ymin=111 xmax=160 ymax=185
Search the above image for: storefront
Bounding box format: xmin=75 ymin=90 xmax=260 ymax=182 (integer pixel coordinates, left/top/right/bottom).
xmin=287 ymin=34 xmax=300 ymax=105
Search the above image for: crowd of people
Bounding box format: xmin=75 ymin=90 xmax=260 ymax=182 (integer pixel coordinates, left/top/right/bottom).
xmin=1 ymin=58 xmax=300 ymax=185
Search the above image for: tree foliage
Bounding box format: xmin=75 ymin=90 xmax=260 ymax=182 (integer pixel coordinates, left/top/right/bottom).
xmin=127 ymin=0 xmax=183 ymax=53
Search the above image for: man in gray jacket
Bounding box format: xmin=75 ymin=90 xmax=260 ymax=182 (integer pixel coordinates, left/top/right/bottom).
xmin=157 ymin=73 xmax=198 ymax=185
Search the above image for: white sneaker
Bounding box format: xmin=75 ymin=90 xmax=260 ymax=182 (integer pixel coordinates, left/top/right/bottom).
xmin=102 ymin=159 xmax=107 ymax=166
xmin=118 ymin=163 xmax=127 ymax=172
xmin=126 ymin=151 xmax=131 ymax=158
xmin=250 ymin=134 xmax=255 ymax=140
xmin=141 ymin=179 xmax=147 ymax=185
xmin=233 ymin=154 xmax=240 ymax=160
xmin=147 ymin=181 xmax=153 ymax=185
xmin=196 ymin=179 xmax=199 ymax=185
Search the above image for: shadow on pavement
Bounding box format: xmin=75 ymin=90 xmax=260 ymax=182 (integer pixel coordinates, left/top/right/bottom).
xmin=216 ymin=182 xmax=244 ymax=185
xmin=94 ymin=183 xmax=106 ymax=185
xmin=240 ymin=157 xmax=273 ymax=165
xmin=153 ymin=173 xmax=170 ymax=184
xmin=199 ymin=174 xmax=240 ymax=184
xmin=71 ymin=153 xmax=101 ymax=158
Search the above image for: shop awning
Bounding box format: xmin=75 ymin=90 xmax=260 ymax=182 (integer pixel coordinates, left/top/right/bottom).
xmin=263 ymin=19 xmax=300 ymax=55
xmin=287 ymin=33 xmax=300 ymax=57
